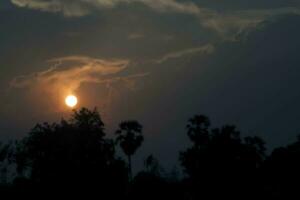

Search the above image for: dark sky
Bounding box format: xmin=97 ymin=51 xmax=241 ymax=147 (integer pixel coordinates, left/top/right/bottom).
xmin=1 ymin=0 xmax=300 ymax=171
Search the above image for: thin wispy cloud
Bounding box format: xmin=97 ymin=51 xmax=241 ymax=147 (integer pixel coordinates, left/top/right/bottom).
xmin=154 ymin=44 xmax=215 ymax=64
xmin=10 ymin=56 xmax=148 ymax=109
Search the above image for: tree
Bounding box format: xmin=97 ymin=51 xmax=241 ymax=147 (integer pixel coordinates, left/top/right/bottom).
xmin=115 ymin=121 xmax=144 ymax=180
xmin=0 ymin=142 xmax=10 ymax=184
xmin=180 ymin=115 xmax=266 ymax=199
xmin=14 ymin=107 xmax=127 ymax=196
xmin=186 ymin=115 xmax=210 ymax=147
xmin=263 ymin=135 xmax=300 ymax=198
xmin=144 ymin=155 xmax=162 ymax=176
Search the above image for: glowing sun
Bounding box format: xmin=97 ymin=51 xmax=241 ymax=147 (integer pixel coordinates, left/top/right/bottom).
xmin=65 ymin=95 xmax=78 ymax=108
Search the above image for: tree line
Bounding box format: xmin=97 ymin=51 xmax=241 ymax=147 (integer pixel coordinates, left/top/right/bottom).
xmin=0 ymin=107 xmax=300 ymax=199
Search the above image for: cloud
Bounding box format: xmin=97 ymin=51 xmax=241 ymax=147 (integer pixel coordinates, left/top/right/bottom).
xmin=10 ymin=56 xmax=148 ymax=102
xmin=11 ymin=0 xmax=91 ymax=17
xmin=200 ymin=7 xmax=300 ymax=40
xmin=10 ymin=0 xmax=300 ymax=40
xmin=154 ymin=44 xmax=215 ymax=64
xmin=139 ymin=0 xmax=200 ymax=14
xmin=10 ymin=0 xmax=200 ymax=17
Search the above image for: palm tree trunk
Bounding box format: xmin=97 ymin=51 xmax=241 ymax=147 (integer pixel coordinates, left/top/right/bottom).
xmin=128 ymin=155 xmax=132 ymax=181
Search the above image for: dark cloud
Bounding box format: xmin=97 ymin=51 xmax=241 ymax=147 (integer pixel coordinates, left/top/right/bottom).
xmin=9 ymin=0 xmax=300 ymax=40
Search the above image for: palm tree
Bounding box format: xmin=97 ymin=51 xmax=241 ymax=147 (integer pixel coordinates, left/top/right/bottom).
xmin=115 ymin=121 xmax=144 ymax=180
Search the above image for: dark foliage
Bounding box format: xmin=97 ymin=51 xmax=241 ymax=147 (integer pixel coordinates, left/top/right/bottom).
xmin=0 ymin=109 xmax=300 ymax=199
xmin=180 ymin=115 xmax=266 ymax=199
xmin=3 ymin=108 xmax=128 ymax=197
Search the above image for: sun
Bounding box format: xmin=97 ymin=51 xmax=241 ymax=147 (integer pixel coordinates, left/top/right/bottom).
xmin=65 ymin=95 xmax=78 ymax=108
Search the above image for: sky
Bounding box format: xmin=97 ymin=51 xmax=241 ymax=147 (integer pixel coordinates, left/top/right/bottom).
xmin=1 ymin=0 xmax=300 ymax=171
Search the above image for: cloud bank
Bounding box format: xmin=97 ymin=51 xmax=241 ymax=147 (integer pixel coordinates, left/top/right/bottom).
xmin=10 ymin=0 xmax=200 ymax=17
xmin=10 ymin=0 xmax=300 ymax=40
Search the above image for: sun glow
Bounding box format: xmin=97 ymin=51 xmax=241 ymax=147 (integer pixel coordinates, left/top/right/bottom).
xmin=65 ymin=95 xmax=78 ymax=108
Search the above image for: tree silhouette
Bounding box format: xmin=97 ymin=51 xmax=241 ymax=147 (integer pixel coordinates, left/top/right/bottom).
xmin=144 ymin=155 xmax=163 ymax=176
xmin=0 ymin=143 xmax=9 ymax=163
xmin=186 ymin=115 xmax=210 ymax=147
xmin=12 ymin=107 xmax=127 ymax=196
xmin=263 ymin=135 xmax=300 ymax=198
xmin=115 ymin=121 xmax=144 ymax=180
xmin=0 ymin=142 xmax=10 ymax=184
xmin=3 ymin=110 xmax=300 ymax=198
xmin=180 ymin=115 xmax=266 ymax=198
